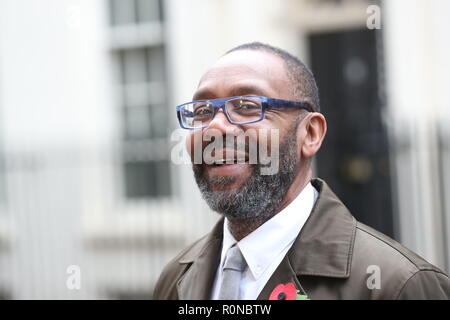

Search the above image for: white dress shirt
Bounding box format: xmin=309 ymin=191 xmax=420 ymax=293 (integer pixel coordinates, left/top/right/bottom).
xmin=211 ymin=182 xmax=318 ymax=300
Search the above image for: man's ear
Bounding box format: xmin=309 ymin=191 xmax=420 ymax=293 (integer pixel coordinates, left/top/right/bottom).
xmin=299 ymin=113 xmax=327 ymax=159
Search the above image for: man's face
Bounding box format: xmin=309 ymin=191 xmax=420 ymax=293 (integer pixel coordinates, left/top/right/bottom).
xmin=186 ymin=50 xmax=305 ymax=221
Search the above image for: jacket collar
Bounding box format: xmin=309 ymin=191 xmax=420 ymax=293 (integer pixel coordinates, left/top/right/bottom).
xmin=176 ymin=178 xmax=357 ymax=299
xmin=289 ymin=178 xmax=356 ymax=277
xmin=176 ymin=219 xmax=223 ymax=299
xmin=257 ymin=178 xmax=357 ymax=299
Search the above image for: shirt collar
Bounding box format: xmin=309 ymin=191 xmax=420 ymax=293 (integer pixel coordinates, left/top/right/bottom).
xmin=220 ymin=182 xmax=318 ymax=280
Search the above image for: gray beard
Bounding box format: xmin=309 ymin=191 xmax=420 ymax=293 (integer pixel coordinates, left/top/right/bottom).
xmin=192 ymin=127 xmax=299 ymax=223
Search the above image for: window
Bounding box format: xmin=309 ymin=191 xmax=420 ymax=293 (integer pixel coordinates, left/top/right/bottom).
xmin=110 ymin=0 xmax=163 ymax=25
xmin=109 ymin=0 xmax=171 ymax=199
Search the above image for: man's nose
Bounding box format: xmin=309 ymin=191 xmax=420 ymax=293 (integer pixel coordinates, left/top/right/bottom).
xmin=205 ymin=109 xmax=242 ymax=136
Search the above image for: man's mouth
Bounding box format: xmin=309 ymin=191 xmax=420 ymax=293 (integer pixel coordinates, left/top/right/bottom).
xmin=202 ymin=151 xmax=251 ymax=179
xmin=211 ymin=157 xmax=248 ymax=166
xmin=204 ymin=149 xmax=249 ymax=166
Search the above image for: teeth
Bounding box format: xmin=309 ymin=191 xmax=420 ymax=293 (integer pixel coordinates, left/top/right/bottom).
xmin=214 ymin=159 xmax=234 ymax=165
xmin=213 ymin=158 xmax=246 ymax=165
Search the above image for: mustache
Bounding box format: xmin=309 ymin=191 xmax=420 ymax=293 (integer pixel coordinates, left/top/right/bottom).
xmin=201 ymin=136 xmax=252 ymax=164
xmin=202 ymin=135 xmax=251 ymax=152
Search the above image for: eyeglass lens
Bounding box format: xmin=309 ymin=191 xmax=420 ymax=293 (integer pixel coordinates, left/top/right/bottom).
xmin=180 ymin=97 xmax=263 ymax=128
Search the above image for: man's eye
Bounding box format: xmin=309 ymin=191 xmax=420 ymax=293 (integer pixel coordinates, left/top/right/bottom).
xmin=235 ymin=100 xmax=260 ymax=110
xmin=239 ymin=104 xmax=259 ymax=109
xmin=194 ymin=107 xmax=212 ymax=116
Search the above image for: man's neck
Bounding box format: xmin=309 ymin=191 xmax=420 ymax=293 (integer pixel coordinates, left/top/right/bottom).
xmin=227 ymin=214 xmax=274 ymax=241
xmin=227 ymin=169 xmax=312 ymax=241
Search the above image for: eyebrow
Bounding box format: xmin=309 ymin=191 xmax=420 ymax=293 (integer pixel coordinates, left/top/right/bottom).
xmin=192 ymin=84 xmax=270 ymax=101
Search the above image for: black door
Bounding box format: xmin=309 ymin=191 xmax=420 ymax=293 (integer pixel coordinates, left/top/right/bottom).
xmin=309 ymin=28 xmax=394 ymax=238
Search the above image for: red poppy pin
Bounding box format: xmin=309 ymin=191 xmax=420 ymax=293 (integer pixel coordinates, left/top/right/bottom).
xmin=269 ymin=282 xmax=310 ymax=300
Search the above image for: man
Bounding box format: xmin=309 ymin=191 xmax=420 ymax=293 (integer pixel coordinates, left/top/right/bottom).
xmin=153 ymin=42 xmax=450 ymax=299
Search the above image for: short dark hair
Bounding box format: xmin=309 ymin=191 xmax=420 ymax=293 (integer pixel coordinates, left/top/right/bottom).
xmin=226 ymin=42 xmax=320 ymax=112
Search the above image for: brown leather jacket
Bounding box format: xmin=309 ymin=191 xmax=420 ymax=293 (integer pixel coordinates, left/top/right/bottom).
xmin=153 ymin=179 xmax=450 ymax=299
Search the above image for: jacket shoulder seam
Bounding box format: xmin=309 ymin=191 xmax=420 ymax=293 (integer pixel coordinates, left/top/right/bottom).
xmin=394 ymin=270 xmax=421 ymax=300
xmin=355 ymin=224 xmax=428 ymax=272
xmin=393 ymin=269 xmax=448 ymax=299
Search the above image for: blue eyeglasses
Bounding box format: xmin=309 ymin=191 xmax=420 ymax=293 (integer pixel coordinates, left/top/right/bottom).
xmin=176 ymin=95 xmax=314 ymax=129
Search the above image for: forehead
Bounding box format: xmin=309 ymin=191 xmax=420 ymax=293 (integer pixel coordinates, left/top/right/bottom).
xmin=194 ymin=50 xmax=291 ymax=100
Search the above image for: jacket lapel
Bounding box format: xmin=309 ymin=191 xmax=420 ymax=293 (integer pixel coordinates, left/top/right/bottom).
xmin=176 ymin=219 xmax=224 ymax=299
xmin=257 ymin=253 xmax=308 ymax=299
xmin=257 ymin=179 xmax=357 ymax=299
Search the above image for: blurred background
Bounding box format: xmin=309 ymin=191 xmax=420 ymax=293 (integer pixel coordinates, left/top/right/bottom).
xmin=0 ymin=0 xmax=448 ymax=299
